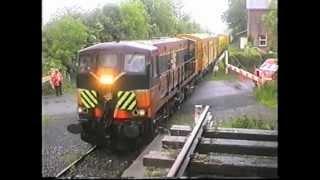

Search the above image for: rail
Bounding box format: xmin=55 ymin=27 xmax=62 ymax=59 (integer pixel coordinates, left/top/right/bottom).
xmin=166 ymin=105 xmax=210 ymax=177
xmin=143 ymin=105 xmax=278 ymax=178
xmin=55 ymin=146 xmax=97 ymax=178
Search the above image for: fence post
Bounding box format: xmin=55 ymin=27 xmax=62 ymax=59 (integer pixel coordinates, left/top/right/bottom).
xmin=194 ymin=105 xmax=203 ymax=126
xmin=225 ymin=51 xmax=229 ymax=74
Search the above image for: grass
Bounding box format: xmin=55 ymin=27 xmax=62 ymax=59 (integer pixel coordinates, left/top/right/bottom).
xmin=254 ymin=81 xmax=278 ymax=108
xmin=62 ymin=80 xmax=76 ymax=94
xmin=220 ymin=115 xmax=276 ymax=130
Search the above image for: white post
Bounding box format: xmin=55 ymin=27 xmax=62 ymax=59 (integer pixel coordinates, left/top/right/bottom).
xmin=194 ymin=105 xmax=203 ymax=126
xmin=225 ymin=50 xmax=229 ymax=74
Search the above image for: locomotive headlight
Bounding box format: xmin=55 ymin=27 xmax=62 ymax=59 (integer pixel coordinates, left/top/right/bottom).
xmin=99 ymin=74 xmax=113 ymax=85
xmin=138 ymin=109 xmax=146 ymax=116
xmin=78 ymin=107 xmax=83 ymax=113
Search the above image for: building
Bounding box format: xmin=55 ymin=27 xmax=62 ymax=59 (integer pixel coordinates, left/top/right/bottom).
xmin=246 ymin=0 xmax=270 ymax=51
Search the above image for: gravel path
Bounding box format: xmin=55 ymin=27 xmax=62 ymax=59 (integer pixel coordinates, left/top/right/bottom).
xmin=42 ymin=112 xmax=92 ymax=177
xmin=60 ymin=146 xmax=142 ymax=178
xmin=42 ymin=93 xmax=143 ymax=178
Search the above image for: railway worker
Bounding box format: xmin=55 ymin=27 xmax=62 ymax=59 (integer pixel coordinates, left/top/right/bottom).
xmin=50 ymin=69 xmax=63 ymax=96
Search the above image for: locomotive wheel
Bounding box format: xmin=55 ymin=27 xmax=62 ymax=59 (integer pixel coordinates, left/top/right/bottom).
xmin=145 ymin=119 xmax=156 ymax=142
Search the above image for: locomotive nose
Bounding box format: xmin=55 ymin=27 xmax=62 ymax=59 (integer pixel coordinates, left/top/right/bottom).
xmin=67 ymin=123 xmax=83 ymax=134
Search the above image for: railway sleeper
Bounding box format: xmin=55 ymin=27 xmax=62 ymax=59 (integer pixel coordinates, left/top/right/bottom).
xmin=169 ymin=125 xmax=278 ymax=141
xmin=143 ymin=151 xmax=277 ymax=178
xmin=162 ymin=135 xmax=277 ymax=156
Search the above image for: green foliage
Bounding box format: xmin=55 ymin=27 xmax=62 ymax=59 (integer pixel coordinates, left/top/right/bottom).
xmin=254 ymin=81 xmax=278 ymax=108
xmin=120 ymin=0 xmax=150 ymax=39
xmin=43 ymin=15 xmax=89 ymax=75
xmin=228 ymin=46 xmax=263 ymax=72
xmin=222 ymin=0 xmax=247 ymax=37
xmin=227 ymin=45 xmax=277 ymax=73
xmin=262 ymin=0 xmax=277 ymax=51
xmin=221 ymin=115 xmax=276 ymax=130
xmin=42 ymin=79 xmax=76 ymax=95
xmin=42 ymin=0 xmax=205 ymax=80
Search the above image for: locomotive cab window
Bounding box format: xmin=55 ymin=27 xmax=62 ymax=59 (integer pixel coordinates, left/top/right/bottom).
xmin=98 ymin=53 xmax=118 ymax=68
xmin=124 ymin=54 xmax=146 ymax=73
xmin=79 ymin=54 xmax=96 ymax=73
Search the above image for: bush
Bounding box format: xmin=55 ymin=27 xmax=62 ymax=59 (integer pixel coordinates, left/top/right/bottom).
xmin=42 ymin=79 xmax=76 ymax=96
xmin=228 ymin=46 xmax=278 ymax=73
xmin=254 ymin=81 xmax=278 ymax=108
xmin=221 ymin=115 xmax=276 ymax=130
xmin=261 ymin=52 xmax=277 ymax=60
xmin=228 ymin=47 xmax=263 ymax=72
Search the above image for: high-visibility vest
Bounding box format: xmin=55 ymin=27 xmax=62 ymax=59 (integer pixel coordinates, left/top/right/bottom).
xmin=51 ymin=73 xmax=61 ymax=86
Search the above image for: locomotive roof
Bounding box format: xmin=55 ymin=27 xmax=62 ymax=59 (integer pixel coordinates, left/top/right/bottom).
xmin=136 ymin=37 xmax=187 ymax=45
xmin=79 ymin=37 xmax=188 ymax=54
xmin=79 ymin=41 xmax=158 ymax=54
xmin=177 ymin=33 xmax=217 ymax=41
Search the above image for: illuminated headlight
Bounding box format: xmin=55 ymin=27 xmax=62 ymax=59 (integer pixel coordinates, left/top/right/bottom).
xmin=99 ymin=75 xmax=113 ymax=85
xmin=78 ymin=107 xmax=83 ymax=113
xmin=138 ymin=109 xmax=146 ymax=116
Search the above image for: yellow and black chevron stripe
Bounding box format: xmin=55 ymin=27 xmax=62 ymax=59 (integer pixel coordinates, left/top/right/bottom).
xmin=79 ymin=89 xmax=98 ymax=108
xmin=116 ymin=91 xmax=136 ymax=111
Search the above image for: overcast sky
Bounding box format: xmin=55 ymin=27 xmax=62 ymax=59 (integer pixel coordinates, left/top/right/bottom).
xmin=42 ymin=0 xmax=229 ymax=34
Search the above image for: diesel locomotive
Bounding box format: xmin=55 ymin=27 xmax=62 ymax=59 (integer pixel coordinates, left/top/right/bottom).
xmin=68 ymin=33 xmax=229 ymax=150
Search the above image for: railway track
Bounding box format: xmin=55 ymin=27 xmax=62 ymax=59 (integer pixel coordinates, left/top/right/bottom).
xmin=142 ymin=105 xmax=278 ymax=178
xmin=55 ymin=146 xmax=97 ymax=178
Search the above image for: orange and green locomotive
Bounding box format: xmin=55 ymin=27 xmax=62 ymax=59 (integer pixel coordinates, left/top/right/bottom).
xmin=68 ymin=34 xmax=229 ymax=150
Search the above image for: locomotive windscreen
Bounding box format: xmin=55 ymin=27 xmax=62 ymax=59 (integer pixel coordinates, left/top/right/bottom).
xmin=77 ymin=50 xmax=150 ymax=90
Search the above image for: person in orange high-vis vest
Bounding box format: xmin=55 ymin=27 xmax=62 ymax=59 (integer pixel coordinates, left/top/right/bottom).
xmin=50 ymin=69 xmax=63 ymax=96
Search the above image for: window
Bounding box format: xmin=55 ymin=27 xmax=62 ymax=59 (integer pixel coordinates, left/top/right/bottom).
xmin=124 ymin=54 xmax=146 ymax=73
xmin=159 ymin=54 xmax=170 ymax=73
xmin=79 ymin=54 xmax=96 ymax=72
xmin=176 ymin=49 xmax=187 ymax=64
xmin=258 ymin=34 xmax=267 ymax=47
xmin=98 ymin=53 xmax=118 ymax=68
xmin=152 ymin=57 xmax=158 ymax=78
xmin=188 ymin=44 xmax=195 ymax=60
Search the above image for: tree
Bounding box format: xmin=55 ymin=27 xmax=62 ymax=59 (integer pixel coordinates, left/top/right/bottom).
xmin=43 ymin=15 xmax=89 ymax=74
xmin=142 ymin=0 xmax=177 ymax=37
xmin=262 ymin=0 xmax=277 ymax=51
xmin=120 ymin=0 xmax=150 ymax=40
xmin=222 ymin=0 xmax=247 ymax=37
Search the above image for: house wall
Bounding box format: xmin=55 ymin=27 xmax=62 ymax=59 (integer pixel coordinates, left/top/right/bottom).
xmin=247 ymin=9 xmax=269 ymax=51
